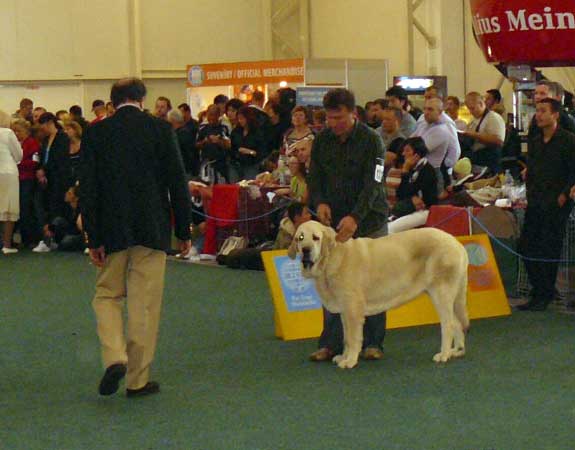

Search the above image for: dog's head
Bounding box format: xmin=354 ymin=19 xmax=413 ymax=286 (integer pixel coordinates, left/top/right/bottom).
xmin=288 ymin=221 xmax=336 ymax=276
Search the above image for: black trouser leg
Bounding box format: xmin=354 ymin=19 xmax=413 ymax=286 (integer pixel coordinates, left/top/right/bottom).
xmin=18 ymin=180 xmax=39 ymax=245
xmin=318 ymin=308 xmax=344 ymax=354
xmin=363 ymin=313 xmax=387 ymax=350
xmin=318 ymin=309 xmax=387 ymax=353
xmin=520 ymin=205 xmax=570 ymax=303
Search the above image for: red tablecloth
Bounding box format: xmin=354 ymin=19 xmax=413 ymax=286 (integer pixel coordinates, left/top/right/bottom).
xmin=202 ymin=184 xmax=240 ymax=255
xmin=425 ymin=205 xmax=481 ymax=236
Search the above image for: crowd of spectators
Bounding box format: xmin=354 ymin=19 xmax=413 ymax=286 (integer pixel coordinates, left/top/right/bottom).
xmin=1 ymin=78 xmax=575 ymax=263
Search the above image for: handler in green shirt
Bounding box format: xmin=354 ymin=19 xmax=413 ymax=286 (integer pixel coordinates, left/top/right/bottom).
xmin=307 ymin=88 xmax=389 ymax=361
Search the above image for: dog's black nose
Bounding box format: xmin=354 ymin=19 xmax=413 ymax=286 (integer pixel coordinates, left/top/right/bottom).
xmin=301 ymin=247 xmax=313 ymax=269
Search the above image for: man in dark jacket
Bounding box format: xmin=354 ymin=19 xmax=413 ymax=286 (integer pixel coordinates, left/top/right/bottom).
xmin=80 ymin=78 xmax=191 ymax=397
xmin=528 ymin=80 xmax=575 ymax=137
xmin=307 ymin=88 xmax=388 ymax=361
xmin=518 ymin=98 xmax=575 ymax=311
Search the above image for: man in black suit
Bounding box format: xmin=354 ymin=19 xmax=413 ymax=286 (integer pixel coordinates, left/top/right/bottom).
xmin=80 ymin=78 xmax=191 ymax=398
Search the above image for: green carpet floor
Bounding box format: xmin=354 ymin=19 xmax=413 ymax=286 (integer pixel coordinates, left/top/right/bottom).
xmin=1 ymin=252 xmax=574 ymax=450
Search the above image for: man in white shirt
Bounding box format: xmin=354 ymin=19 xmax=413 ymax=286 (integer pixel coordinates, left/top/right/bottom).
xmin=412 ymin=98 xmax=452 ymax=192
xmin=463 ymin=92 xmax=506 ymax=173
xmin=415 ymin=89 xmax=461 ymax=170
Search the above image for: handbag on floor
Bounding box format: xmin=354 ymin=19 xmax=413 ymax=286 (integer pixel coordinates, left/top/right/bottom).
xmin=216 ymin=235 xmax=247 ymax=265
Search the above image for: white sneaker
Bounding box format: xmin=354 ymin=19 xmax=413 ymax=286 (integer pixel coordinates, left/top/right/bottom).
xmin=84 ymin=248 xmax=90 ymax=255
xmin=177 ymin=246 xmax=199 ymax=260
xmin=32 ymin=241 xmax=51 ymax=253
xmin=199 ymin=253 xmax=217 ymax=261
xmin=2 ymin=247 xmax=18 ymax=254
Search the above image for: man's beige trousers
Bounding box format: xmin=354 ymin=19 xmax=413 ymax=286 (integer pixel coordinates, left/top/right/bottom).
xmin=92 ymin=246 xmax=166 ymax=390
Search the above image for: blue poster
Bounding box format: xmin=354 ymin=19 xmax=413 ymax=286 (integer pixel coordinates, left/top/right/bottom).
xmin=273 ymin=255 xmax=323 ymax=312
xmin=296 ymin=86 xmax=332 ymax=107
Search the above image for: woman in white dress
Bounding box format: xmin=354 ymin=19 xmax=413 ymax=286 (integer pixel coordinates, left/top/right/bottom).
xmin=0 ymin=111 xmax=23 ymax=254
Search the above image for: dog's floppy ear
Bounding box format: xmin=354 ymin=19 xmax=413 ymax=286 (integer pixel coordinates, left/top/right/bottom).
xmin=287 ymin=233 xmax=298 ymax=259
xmin=320 ymin=225 xmax=337 ymax=258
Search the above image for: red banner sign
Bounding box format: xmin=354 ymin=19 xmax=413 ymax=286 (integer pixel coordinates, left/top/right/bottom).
xmin=470 ymin=0 xmax=575 ymax=66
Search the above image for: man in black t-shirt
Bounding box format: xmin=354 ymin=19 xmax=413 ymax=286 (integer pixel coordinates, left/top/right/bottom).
xmin=197 ymin=105 xmax=230 ymax=182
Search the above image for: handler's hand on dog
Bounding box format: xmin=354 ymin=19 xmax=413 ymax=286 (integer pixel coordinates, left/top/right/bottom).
xmin=89 ymin=246 xmax=106 ymax=268
xmin=317 ymin=203 xmax=332 ymax=226
xmin=336 ymin=215 xmax=358 ymax=242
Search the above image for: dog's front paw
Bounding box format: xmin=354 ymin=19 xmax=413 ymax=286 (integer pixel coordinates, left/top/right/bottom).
xmin=332 ymin=354 xmax=344 ymax=364
xmin=450 ymin=348 xmax=465 ymax=358
xmin=433 ymin=352 xmax=451 ymax=363
xmin=333 ymin=355 xmax=358 ymax=369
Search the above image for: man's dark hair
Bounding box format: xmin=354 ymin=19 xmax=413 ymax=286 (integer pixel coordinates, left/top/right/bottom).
xmin=92 ymin=99 xmax=105 ymax=109
xmin=265 ymin=101 xmax=282 ymax=116
xmin=110 ymin=78 xmax=147 ymax=108
xmin=365 ymin=101 xmax=374 ymax=110
xmin=402 ymin=136 xmax=429 ymax=158
xmin=323 ymin=88 xmax=356 ymax=111
xmin=20 ymin=98 xmax=33 ymax=108
xmin=156 ymin=96 xmax=172 ymax=110
xmin=277 ymin=87 xmax=296 ymax=112
xmin=373 ymin=98 xmax=388 ymax=109
xmin=446 ymin=95 xmax=461 ymax=107
xmin=178 ymin=103 xmax=191 ymax=113
xmin=383 ymin=106 xmax=403 ymax=122
xmin=213 ymin=94 xmax=229 ymax=105
xmin=69 ymin=105 xmax=83 ymax=116
xmin=486 ymin=89 xmax=502 ymax=103
xmin=287 ymin=202 xmax=306 ymax=223
xmin=38 ymin=112 xmax=62 ymax=129
xmin=252 ymin=91 xmax=265 ymax=104
xmin=425 ymin=85 xmax=443 ymax=98
xmin=537 ymin=97 xmax=562 ymax=113
xmin=225 ymin=98 xmax=245 ymax=113
xmin=355 ymin=105 xmax=367 ymax=122
xmin=385 ymin=86 xmax=408 ymax=101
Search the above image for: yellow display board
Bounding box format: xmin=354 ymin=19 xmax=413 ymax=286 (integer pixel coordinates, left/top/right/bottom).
xmin=262 ymin=233 xmax=511 ymax=341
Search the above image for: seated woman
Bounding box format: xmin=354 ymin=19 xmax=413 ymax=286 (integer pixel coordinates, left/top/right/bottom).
xmin=178 ymin=180 xmax=213 ymax=260
xmin=45 ymin=185 xmax=85 ymax=251
xmin=388 ymin=137 xmax=438 ymax=234
xmin=275 ymin=157 xmax=308 ymax=203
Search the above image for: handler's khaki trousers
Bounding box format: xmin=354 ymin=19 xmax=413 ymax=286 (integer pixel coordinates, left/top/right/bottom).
xmin=92 ymin=246 xmax=166 ymax=390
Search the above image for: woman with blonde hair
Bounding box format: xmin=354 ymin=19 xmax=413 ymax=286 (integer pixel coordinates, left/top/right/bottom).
xmin=0 ymin=111 xmax=23 ymax=253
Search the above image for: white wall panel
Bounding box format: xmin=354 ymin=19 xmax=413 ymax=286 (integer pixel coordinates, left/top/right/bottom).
xmin=139 ymin=0 xmax=267 ymax=71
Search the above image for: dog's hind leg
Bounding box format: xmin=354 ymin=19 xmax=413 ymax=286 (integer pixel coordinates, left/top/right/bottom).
xmin=451 ymin=273 xmax=469 ymax=358
xmin=427 ymin=283 xmax=457 ymax=363
xmin=333 ymin=296 xmax=365 ymax=369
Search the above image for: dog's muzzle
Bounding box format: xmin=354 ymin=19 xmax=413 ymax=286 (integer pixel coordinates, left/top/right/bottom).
xmin=301 ymin=248 xmax=314 ymax=269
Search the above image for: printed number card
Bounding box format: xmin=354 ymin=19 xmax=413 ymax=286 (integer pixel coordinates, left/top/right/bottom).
xmin=262 ymin=250 xmax=323 ymax=341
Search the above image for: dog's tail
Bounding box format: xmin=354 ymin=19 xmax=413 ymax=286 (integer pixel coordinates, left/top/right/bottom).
xmin=454 ymin=272 xmax=470 ymax=333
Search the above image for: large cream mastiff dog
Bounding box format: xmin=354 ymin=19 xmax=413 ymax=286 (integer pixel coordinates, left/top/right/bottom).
xmin=288 ymin=221 xmax=469 ymax=369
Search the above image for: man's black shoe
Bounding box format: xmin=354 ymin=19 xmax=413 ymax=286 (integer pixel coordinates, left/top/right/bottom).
xmin=98 ymin=363 xmax=127 ymax=396
xmin=516 ymin=300 xmax=549 ymax=311
xmin=126 ymin=381 xmax=160 ymax=398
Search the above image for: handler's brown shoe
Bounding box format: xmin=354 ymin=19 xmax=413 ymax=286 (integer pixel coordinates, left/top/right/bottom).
xmin=362 ymin=348 xmax=384 ymax=360
xmin=309 ymin=347 xmax=334 ymax=362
